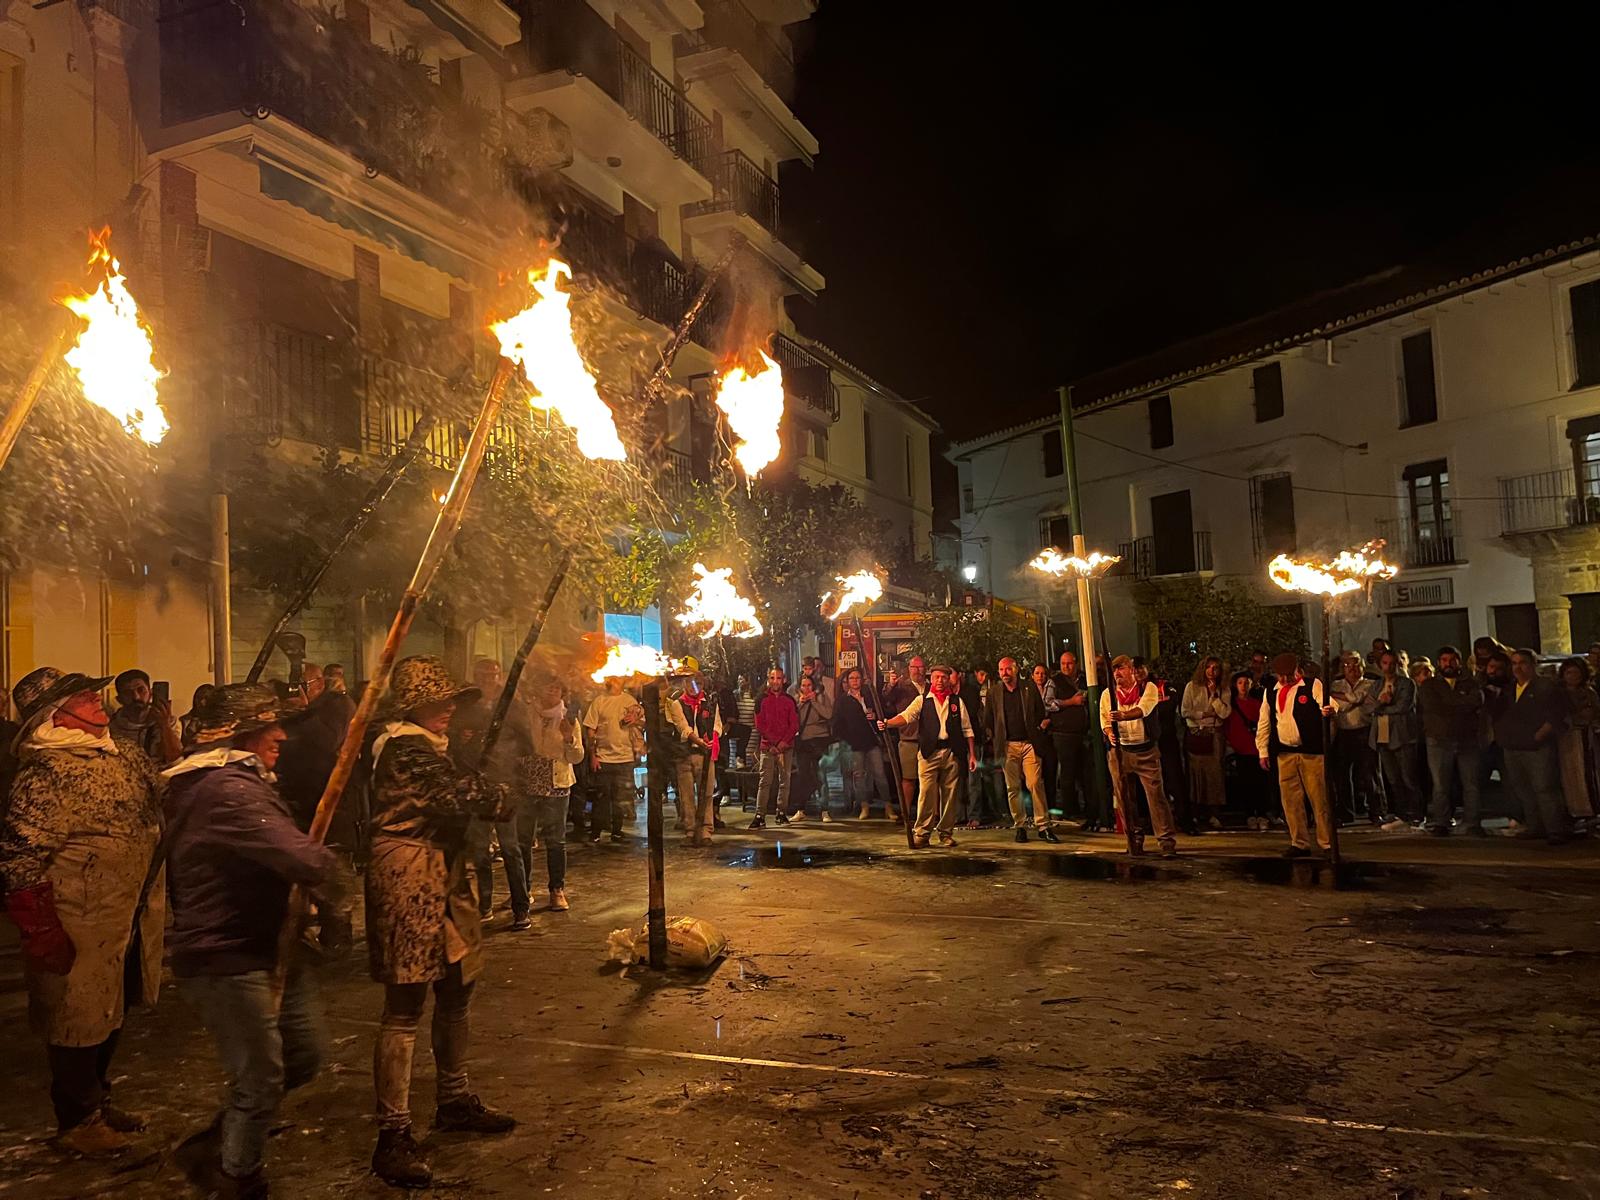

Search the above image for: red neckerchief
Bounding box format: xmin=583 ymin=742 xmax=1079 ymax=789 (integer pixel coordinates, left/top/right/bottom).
xmin=1278 ymin=679 xmax=1298 ymax=713
xmin=1116 ymin=684 xmax=1141 ymax=708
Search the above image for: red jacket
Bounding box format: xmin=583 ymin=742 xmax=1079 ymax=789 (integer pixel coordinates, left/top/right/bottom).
xmin=754 ymin=688 xmax=799 ymax=750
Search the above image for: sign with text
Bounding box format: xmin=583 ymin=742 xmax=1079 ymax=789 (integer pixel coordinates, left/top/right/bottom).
xmin=1388 ymin=577 xmax=1453 ymax=609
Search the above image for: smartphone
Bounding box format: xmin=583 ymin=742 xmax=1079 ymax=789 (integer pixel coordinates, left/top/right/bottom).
xmin=152 ymin=680 xmax=170 ymax=706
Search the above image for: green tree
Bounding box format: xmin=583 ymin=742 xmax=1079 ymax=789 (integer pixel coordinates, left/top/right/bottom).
xmin=911 ymin=605 xmax=1042 ymax=673
xmin=1137 ymin=576 xmax=1309 ymax=684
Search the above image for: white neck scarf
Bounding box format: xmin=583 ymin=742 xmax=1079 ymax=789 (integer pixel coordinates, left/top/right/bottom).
xmin=374 ymin=720 xmax=449 ymax=761
xmin=26 ymin=720 xmax=118 ymax=756
xmin=162 ymin=747 xmax=274 ymax=782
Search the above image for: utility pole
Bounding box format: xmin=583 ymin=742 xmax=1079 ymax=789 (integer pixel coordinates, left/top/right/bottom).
xmin=1058 ymin=385 xmax=1112 ymax=812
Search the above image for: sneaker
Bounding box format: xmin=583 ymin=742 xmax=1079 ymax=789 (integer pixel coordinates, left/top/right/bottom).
xmin=372 ymin=1126 xmax=431 ymax=1188
xmin=821 ymin=811 xmax=834 ymax=823
xmin=435 ymin=1094 xmax=517 ymax=1135
xmin=57 ymin=1111 xmax=130 ymax=1157
xmin=509 ymin=914 xmax=532 ymax=932
xmin=609 ymin=832 xmax=625 ymax=844
xmin=100 ymin=1102 xmax=147 ymax=1133
xmin=479 ymin=910 xmax=495 ymax=926
xmin=748 ymin=816 xmax=766 ymax=829
xmin=588 ymin=830 xmax=601 ymax=843
xmin=775 ymin=812 xmax=791 ymax=826
xmin=787 ymin=811 xmax=808 ymax=823
xmin=549 ymin=888 xmax=570 ymax=911
xmin=1380 ymin=817 xmax=1407 ymax=832
xmin=1160 ymin=842 xmax=1179 ymax=859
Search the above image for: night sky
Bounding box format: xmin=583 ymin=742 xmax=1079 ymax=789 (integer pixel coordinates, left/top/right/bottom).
xmin=783 ymin=8 xmax=1600 ymax=466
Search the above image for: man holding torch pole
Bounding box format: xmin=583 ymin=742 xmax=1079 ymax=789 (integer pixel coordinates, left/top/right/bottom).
xmin=879 ymin=665 xmax=977 ymax=848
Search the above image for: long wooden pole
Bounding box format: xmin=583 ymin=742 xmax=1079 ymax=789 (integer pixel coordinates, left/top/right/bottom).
xmin=245 ymin=413 xmax=439 ymax=684
xmin=477 ymin=552 xmax=572 ymax=764
xmin=851 ymin=613 xmax=917 ymax=850
xmin=0 ymin=322 xmax=72 ymax=473
xmin=640 ymin=236 xmax=743 ymax=403
xmin=644 ymin=677 xmax=668 ymax=969
xmin=272 ymin=360 xmax=514 ymax=997
xmin=1323 ymin=596 xmax=1343 ymax=870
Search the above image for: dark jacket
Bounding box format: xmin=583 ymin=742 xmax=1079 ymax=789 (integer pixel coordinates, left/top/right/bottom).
xmin=1492 ymin=676 xmax=1566 ymax=751
xmin=832 ymin=691 xmax=881 ymax=752
xmin=449 ymin=691 xmax=534 ymax=788
xmin=986 ymin=679 xmax=1047 ymax=748
xmin=166 ymin=762 xmax=332 ymax=977
xmin=1049 ymin=673 xmax=1090 ymax=736
xmin=279 ymin=689 xmax=355 ymax=845
xmin=1417 ymin=674 xmax=1483 ymax=744
xmin=960 ymin=678 xmax=989 ymax=747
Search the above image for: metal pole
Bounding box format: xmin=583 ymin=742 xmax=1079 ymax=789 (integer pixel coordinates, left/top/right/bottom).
xmin=210 ymin=493 xmax=232 ymax=685
xmin=644 ymin=677 xmax=668 ymax=969
xmin=1060 ymin=386 xmax=1113 ymax=822
xmin=245 ymin=413 xmax=438 ymax=684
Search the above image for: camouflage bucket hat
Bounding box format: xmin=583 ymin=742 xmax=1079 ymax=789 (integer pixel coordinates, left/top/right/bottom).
xmin=390 ymin=655 xmax=480 ymax=716
xmin=12 ymin=666 xmax=114 ymax=745
xmin=186 ymin=683 xmax=306 ymax=748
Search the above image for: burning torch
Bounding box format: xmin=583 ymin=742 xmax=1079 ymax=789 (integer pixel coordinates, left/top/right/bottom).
xmin=1267 ymin=540 xmax=1399 ymax=869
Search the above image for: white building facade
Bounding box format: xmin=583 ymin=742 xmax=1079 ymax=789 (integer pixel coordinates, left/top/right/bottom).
xmin=950 ymin=235 xmax=1600 ymax=664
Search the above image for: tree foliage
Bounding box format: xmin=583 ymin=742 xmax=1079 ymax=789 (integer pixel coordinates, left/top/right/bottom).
xmin=1137 ymin=576 xmax=1309 ymax=684
xmin=911 ymin=605 xmax=1042 ymax=673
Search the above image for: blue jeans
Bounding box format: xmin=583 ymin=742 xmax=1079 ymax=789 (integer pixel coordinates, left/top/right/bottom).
xmin=470 ymin=813 xmax=530 ymax=919
xmin=520 ymin=793 xmax=568 ymax=891
xmin=1425 ymin=739 xmax=1481 ymax=830
xmin=180 ymin=968 xmax=324 ymax=1178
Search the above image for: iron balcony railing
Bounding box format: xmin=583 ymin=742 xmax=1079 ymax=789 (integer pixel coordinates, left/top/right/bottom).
xmin=688 ymin=0 xmax=796 ymax=104
xmin=1498 ymin=467 xmax=1600 ymax=535
xmin=159 ymin=0 xmax=550 ymax=219
xmin=694 ymin=148 xmax=781 ymax=236
xmin=771 ymin=333 xmax=838 ymax=421
xmin=1376 ymin=517 xmax=1462 ymax=567
xmin=522 ymin=0 xmax=712 ymax=176
xmin=221 ymin=322 xmax=360 ymax=450
xmin=1115 ymin=531 xmax=1214 ymax=580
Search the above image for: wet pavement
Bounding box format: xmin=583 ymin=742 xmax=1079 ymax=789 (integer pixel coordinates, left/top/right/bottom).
xmin=1 ymin=819 xmax=1597 ymax=1199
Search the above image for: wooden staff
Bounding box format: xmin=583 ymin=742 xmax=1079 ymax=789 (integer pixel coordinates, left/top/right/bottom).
xmin=0 ymin=321 xmax=73 ymax=473
xmin=245 ymin=412 xmax=439 ymax=684
xmin=851 ymin=613 xmax=917 ymax=851
xmin=272 ymin=359 xmax=515 ymax=996
xmin=639 ymin=236 xmax=743 ymax=404
xmin=643 ymin=676 xmax=668 ymax=969
xmin=476 ymin=551 xmax=572 ymax=763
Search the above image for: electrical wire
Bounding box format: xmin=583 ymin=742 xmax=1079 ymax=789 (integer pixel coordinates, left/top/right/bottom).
xmin=1072 ymin=428 xmax=1517 ymax=504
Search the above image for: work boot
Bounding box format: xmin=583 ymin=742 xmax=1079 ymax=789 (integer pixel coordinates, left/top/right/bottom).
xmin=56 ymin=1112 xmax=130 ymax=1157
xmin=1159 ymin=840 xmax=1179 ymax=859
xmin=1014 ymin=827 xmax=1028 ymax=844
xmin=435 ymin=1094 xmax=517 ymax=1134
xmin=549 ymin=888 xmax=570 ymax=912
xmin=1039 ymin=827 xmax=1062 ymax=844
xmin=1127 ymin=832 xmax=1146 ymax=858
xmin=372 ymin=1126 xmax=431 ymax=1188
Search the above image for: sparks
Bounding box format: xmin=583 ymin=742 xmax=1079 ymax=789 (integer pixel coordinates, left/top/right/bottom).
xmin=1027 ymin=547 xmax=1121 ymax=578
xmin=820 ymin=569 xmax=883 ymax=622
xmin=1268 ymin=541 xmax=1398 ymax=597
xmin=590 ymin=641 xmax=679 ymax=683
xmin=492 ymin=260 xmax=625 ymax=461
xmin=714 ymin=349 xmax=784 ymax=476
xmin=60 ymin=228 xmax=168 ymax=445
xmin=675 ymin=562 xmax=764 ymax=639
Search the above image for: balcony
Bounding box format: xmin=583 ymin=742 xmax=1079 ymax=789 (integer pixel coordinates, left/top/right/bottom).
xmin=1114 ymin=532 xmax=1214 ymax=580
xmin=157 ymin=0 xmax=569 ymax=267
xmin=675 ymin=0 xmax=818 ymax=165
xmin=512 ymin=0 xmax=714 ymax=209
xmin=1376 ymin=517 xmax=1463 ymax=567
xmin=1498 ymin=467 xmax=1600 ymax=536
xmin=771 ymin=333 xmax=838 ymax=421
xmin=373 ymin=0 xmax=523 ymax=57
xmin=683 ymin=149 xmax=823 ymax=296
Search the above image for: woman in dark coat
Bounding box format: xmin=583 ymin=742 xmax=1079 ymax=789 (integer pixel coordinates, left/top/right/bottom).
xmin=365 ymin=656 xmax=515 ymax=1188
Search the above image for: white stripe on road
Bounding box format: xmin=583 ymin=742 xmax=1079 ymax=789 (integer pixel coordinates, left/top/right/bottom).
xmin=532 ymin=1038 xmax=1600 ymax=1152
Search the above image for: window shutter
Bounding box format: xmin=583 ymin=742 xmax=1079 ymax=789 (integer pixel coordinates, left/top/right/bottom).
xmin=1572 ymin=280 xmax=1600 ymax=390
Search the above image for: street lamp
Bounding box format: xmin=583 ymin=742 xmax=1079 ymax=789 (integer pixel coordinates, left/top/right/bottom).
xmin=1267 ymin=540 xmax=1399 ymax=869
xmin=962 ymin=563 xmax=978 ymax=584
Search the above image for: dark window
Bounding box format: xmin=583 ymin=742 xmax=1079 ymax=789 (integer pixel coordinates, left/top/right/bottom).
xmin=1252 ymin=363 xmax=1284 ymax=422
xmin=1149 ymin=394 xmax=1173 ymax=449
xmin=1249 ymin=472 xmax=1296 ymax=560
xmin=1493 ymin=603 xmax=1541 ymax=653
xmin=961 ymin=485 xmax=974 ymax=514
xmin=1040 ymin=515 xmax=1072 ymax=551
xmin=904 ymin=434 xmax=914 ymax=497
xmin=862 ymin=410 xmax=875 ymax=480
xmin=812 ymin=425 xmax=828 ymax=462
xmin=1571 ymin=279 xmax=1600 ymax=390
xmin=1041 ymin=429 xmax=1064 ymax=477
xmin=1403 ymin=459 xmax=1453 ymax=561
xmin=1400 ymin=331 xmax=1438 ymax=426
xmin=1566 ymin=414 xmax=1600 ymax=505
xmin=1149 ymin=489 xmax=1195 ymax=574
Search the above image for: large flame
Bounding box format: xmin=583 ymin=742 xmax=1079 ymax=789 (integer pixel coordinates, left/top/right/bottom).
xmin=714 ymin=349 xmax=784 ymax=476
xmin=675 ymin=562 xmax=764 ymax=639
xmin=1268 ymin=541 xmax=1398 ymax=597
xmin=492 ymin=260 xmax=625 ymax=461
xmin=60 ymin=228 xmax=168 ymax=445
xmin=590 ymin=641 xmax=679 ymax=683
xmin=820 ymin=569 xmax=884 ymax=622
xmin=1028 ymin=547 xmax=1121 ymax=578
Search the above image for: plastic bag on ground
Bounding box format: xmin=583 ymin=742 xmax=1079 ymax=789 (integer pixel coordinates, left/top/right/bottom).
xmin=606 ymin=916 xmax=728 ymax=968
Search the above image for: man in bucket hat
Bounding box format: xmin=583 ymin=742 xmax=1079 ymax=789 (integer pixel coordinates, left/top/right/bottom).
xmin=365 ymin=656 xmax=516 ymax=1188
xmin=162 ymin=683 xmax=335 ymax=1199
xmin=0 ymin=666 xmax=164 ymax=1156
